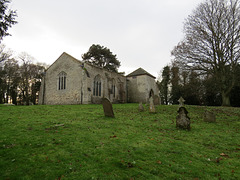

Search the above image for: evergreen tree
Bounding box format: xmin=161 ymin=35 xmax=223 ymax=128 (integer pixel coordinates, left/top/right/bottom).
xmin=82 ymin=44 xmax=120 ymax=73
xmin=158 ymin=66 xmax=170 ymax=105
xmin=170 ymin=65 xmax=181 ymax=104
xmin=0 ymin=0 xmax=17 ymax=42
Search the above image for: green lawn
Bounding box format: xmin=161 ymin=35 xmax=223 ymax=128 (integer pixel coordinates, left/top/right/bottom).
xmin=0 ymin=104 xmax=239 ymax=179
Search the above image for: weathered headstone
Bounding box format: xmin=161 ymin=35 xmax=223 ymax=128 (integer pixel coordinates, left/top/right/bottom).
xmin=102 ymin=98 xmax=114 ymax=117
xmin=139 ymin=102 xmax=144 ymax=112
xmin=176 ymin=107 xmax=190 ymax=130
xmin=203 ymin=111 xmax=216 ymax=123
xmin=178 ymin=96 xmax=185 ymax=107
xmin=149 ymin=97 xmax=156 ymax=113
xmin=153 ymin=95 xmax=160 ymax=105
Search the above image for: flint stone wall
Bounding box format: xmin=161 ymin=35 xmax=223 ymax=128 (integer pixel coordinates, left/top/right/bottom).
xmin=127 ymin=75 xmax=159 ymax=104
xmin=39 ymin=52 xmax=159 ymax=105
xmin=39 ymin=53 xmax=127 ymax=105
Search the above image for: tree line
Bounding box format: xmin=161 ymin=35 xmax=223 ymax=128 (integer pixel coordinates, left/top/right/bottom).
xmin=1 ymin=0 xmax=239 ymax=106
xmin=0 ymin=46 xmax=46 ymax=105
xmin=158 ymin=62 xmax=240 ymax=107
xmin=160 ymin=0 xmax=240 ymax=107
xmin=0 ymin=0 xmax=47 ymax=105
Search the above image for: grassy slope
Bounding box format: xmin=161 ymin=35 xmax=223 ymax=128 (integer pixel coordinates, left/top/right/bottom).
xmin=0 ymin=104 xmax=239 ymax=180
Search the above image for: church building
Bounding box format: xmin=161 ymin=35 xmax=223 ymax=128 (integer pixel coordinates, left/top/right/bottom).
xmin=38 ymin=52 xmax=159 ymax=105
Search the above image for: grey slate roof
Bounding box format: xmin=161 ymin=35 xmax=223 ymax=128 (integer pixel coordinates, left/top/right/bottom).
xmin=126 ymin=68 xmax=156 ymax=79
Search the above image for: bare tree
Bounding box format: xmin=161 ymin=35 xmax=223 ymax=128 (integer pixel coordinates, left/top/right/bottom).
xmin=29 ymin=63 xmax=45 ymax=104
xmin=18 ymin=52 xmax=34 ymax=105
xmin=0 ymin=44 xmax=11 ymax=63
xmin=17 ymin=53 xmax=46 ymax=105
xmin=0 ymin=44 xmax=12 ymax=103
xmin=3 ymin=58 xmax=19 ymax=104
xmin=171 ymin=0 xmax=240 ymax=106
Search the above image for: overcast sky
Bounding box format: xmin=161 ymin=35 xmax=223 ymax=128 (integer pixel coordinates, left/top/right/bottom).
xmin=3 ymin=0 xmax=203 ymax=78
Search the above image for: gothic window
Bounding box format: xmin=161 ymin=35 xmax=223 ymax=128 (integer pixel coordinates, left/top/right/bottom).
xmin=112 ymin=79 xmax=116 ymax=98
xmin=112 ymin=85 xmax=115 ymax=97
xmin=149 ymin=89 xmax=154 ymax=98
xmin=58 ymin=72 xmax=67 ymax=90
xmin=93 ymin=75 xmax=101 ymax=96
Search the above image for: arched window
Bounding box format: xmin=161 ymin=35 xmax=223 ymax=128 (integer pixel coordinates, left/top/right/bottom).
xmin=58 ymin=72 xmax=67 ymax=90
xmin=149 ymin=89 xmax=154 ymax=98
xmin=93 ymin=75 xmax=101 ymax=96
xmin=112 ymin=79 xmax=116 ymax=98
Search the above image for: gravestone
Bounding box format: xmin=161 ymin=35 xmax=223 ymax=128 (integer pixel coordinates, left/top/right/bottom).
xmin=176 ymin=107 xmax=190 ymax=130
xmin=102 ymin=98 xmax=114 ymax=117
xmin=153 ymin=95 xmax=160 ymax=105
xmin=149 ymin=97 xmax=156 ymax=113
xmin=203 ymin=111 xmax=216 ymax=123
xmin=178 ymin=96 xmax=185 ymax=107
xmin=139 ymin=102 xmax=144 ymax=112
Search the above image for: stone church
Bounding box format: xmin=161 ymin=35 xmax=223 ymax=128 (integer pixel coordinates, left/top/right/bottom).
xmin=38 ymin=52 xmax=159 ymax=105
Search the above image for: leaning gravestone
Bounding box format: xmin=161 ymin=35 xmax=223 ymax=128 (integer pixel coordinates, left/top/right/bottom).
xmin=102 ymin=98 xmax=115 ymax=117
xmin=149 ymin=97 xmax=156 ymax=113
xmin=203 ymin=111 xmax=216 ymax=123
xmin=153 ymin=95 xmax=160 ymax=105
xmin=176 ymin=107 xmax=191 ymax=130
xmin=139 ymin=102 xmax=144 ymax=112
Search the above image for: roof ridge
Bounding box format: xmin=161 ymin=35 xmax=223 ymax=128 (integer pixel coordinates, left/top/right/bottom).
xmin=127 ymin=67 xmax=156 ymax=79
xmin=45 ymin=52 xmax=82 ymax=71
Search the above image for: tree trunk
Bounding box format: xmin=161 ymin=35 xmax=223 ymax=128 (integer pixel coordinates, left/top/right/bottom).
xmin=0 ymin=92 xmax=3 ymax=104
xmin=11 ymin=89 xmax=17 ymax=105
xmin=221 ymin=91 xmax=231 ymax=106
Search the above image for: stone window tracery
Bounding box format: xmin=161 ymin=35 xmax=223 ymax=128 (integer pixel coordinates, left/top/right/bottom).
xmin=58 ymin=72 xmax=67 ymax=90
xmin=93 ymin=75 xmax=101 ymax=96
xmin=112 ymin=79 xmax=116 ymax=98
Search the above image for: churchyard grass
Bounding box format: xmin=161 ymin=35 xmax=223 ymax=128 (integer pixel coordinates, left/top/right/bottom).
xmin=0 ymin=104 xmax=239 ymax=179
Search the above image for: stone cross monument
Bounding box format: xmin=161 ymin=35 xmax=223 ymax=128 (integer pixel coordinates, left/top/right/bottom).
xmin=178 ymin=96 xmax=185 ymax=107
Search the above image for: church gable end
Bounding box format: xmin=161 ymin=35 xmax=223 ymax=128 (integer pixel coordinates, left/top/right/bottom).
xmin=39 ymin=53 xmax=84 ymax=105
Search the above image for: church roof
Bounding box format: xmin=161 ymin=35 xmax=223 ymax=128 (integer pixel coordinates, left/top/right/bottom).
xmin=126 ymin=68 xmax=156 ymax=79
xmin=46 ymin=52 xmax=126 ymax=77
